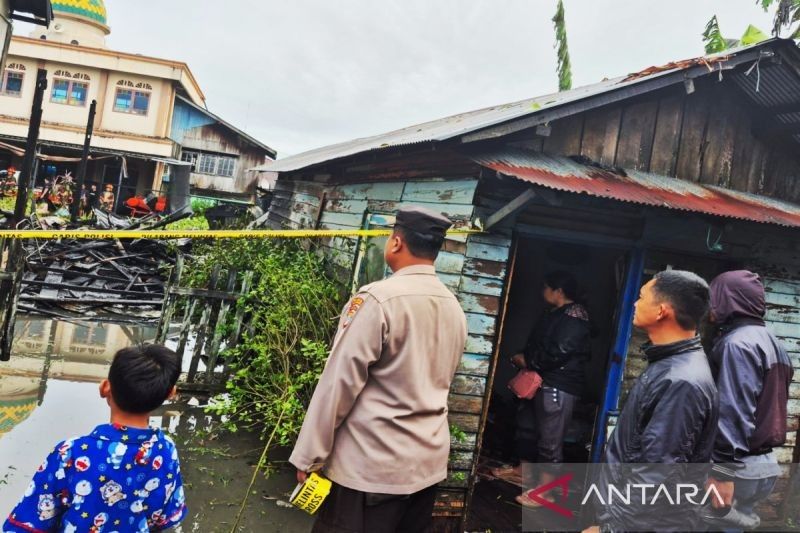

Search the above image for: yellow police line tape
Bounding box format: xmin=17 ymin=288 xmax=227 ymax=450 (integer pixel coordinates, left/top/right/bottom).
xmin=0 ymin=228 xmax=483 ymax=240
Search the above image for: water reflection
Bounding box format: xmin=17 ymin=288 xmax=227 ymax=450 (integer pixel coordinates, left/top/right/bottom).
xmin=0 ymin=318 xmax=156 ymax=515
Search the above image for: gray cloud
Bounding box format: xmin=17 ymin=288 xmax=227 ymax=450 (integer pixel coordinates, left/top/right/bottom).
xmin=16 ymin=1 xmax=776 ymax=156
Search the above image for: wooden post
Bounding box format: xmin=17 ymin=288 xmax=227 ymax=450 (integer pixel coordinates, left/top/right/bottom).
xmin=71 ymin=100 xmax=97 ymax=223
xmin=222 ymin=270 xmax=254 ymax=379
xmin=156 ymin=254 xmax=184 ymax=343
xmin=204 ymin=269 xmax=237 ymax=384
xmin=13 ymin=69 xmax=47 ymax=226
xmin=186 ymin=265 xmax=220 ymax=383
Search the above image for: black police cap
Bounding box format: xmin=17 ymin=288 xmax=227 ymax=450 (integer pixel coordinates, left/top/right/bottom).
xmin=394 ymin=206 xmax=452 ymax=239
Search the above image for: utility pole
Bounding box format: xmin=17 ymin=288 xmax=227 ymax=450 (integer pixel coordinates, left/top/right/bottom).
xmin=13 ymin=69 xmax=47 ymax=226
xmin=71 ymin=99 xmax=97 ymax=223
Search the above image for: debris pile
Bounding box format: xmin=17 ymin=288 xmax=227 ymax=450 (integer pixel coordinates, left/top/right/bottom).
xmin=19 ymin=237 xmax=183 ymax=322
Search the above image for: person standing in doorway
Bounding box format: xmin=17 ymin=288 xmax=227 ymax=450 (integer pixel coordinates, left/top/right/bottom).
xmin=290 ymin=206 xmax=468 ymax=533
xmin=493 ymin=271 xmax=591 ymax=507
xmin=584 ymin=270 xmax=719 ymax=533
xmin=704 ymin=270 xmax=794 ymax=532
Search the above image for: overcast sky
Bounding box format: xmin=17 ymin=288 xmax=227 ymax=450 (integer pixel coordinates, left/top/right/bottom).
xmin=17 ymin=1 xmax=777 ymax=157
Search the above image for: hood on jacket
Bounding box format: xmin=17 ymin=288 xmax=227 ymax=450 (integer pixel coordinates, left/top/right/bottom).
xmin=709 ymin=270 xmax=766 ymax=324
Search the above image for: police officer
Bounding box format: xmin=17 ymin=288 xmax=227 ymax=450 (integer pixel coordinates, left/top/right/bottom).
xmin=290 ymin=206 xmax=468 ymax=533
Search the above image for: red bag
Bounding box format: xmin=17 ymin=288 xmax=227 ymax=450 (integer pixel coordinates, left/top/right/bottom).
xmin=508 ymin=369 xmax=543 ymax=400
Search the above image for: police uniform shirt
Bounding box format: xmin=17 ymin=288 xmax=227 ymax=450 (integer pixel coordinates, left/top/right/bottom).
xmin=289 ymin=265 xmax=468 ymax=495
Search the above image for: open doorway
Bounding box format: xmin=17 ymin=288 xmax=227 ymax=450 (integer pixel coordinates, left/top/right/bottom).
xmin=468 ymin=235 xmax=628 ymax=530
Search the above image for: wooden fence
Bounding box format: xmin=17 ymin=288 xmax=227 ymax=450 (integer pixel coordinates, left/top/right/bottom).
xmin=156 ymin=255 xmax=254 ymax=390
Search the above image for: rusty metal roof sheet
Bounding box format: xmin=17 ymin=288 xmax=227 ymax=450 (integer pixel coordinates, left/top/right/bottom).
xmin=471 ymin=148 xmax=800 ymax=228
xmin=260 ymin=39 xmax=795 ymax=173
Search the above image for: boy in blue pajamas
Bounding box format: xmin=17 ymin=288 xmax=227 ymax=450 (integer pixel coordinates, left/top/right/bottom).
xmin=3 ymin=345 xmax=186 ymax=533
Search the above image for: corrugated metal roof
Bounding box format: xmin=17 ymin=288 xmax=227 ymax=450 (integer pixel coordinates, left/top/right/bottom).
xmin=259 ymin=39 xmax=792 ymax=173
xmin=471 ymin=148 xmax=800 ymax=228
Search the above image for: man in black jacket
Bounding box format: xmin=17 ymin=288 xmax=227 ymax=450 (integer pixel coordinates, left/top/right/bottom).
xmin=704 ymin=270 xmax=793 ymax=532
xmin=584 ymin=270 xmax=719 ymax=532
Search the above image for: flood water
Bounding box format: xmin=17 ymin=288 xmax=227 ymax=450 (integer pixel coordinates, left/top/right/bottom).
xmin=1 ymin=317 xmax=313 ymax=532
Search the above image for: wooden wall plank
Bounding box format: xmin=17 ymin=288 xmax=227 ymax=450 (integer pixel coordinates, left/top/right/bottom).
xmin=401 ymin=179 xmax=478 ymax=204
xmin=464 ymin=312 xmax=496 ymax=336
xmin=649 ymin=95 xmax=684 ymax=175
xmin=543 ymin=114 xmax=584 ymax=156
xmin=465 ymin=241 xmax=510 ymax=262
xmin=700 ymin=91 xmax=738 ymax=187
xmin=615 ymin=100 xmax=659 ymax=170
xmin=580 ymin=106 xmax=622 ymax=166
xmin=675 ymin=91 xmax=711 ymax=181
xmin=459 ymin=275 xmax=504 ymax=297
xmin=435 ymin=252 xmax=466 ymax=275
xmin=448 ymin=393 xmax=484 ymax=414
xmin=462 ymin=258 xmax=507 ymax=280
xmin=457 ymin=353 xmax=491 ymax=377
xmin=329 ymin=182 xmax=405 ymax=201
xmin=465 ymin=334 xmax=493 ymax=355
xmin=458 ymin=293 xmax=500 ymax=316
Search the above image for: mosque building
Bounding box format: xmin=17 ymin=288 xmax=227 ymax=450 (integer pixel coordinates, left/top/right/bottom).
xmin=0 ymin=0 xmax=275 ymax=207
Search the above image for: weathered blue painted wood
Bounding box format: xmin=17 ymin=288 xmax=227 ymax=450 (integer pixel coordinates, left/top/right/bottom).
xmin=330 ymin=182 xmax=406 ymax=201
xmin=435 ymin=252 xmax=466 ymax=275
xmin=319 ymin=211 xmax=365 ymax=228
xmin=401 ymin=179 xmax=479 ymax=205
xmin=462 ymin=258 xmax=507 ymax=280
xmin=465 ymin=334 xmax=493 ymax=355
xmin=365 ymin=200 xmax=474 ymax=221
xmin=451 ymin=374 xmax=487 ymax=396
xmin=766 ymin=291 xmax=800 ymax=307
xmin=465 ymin=241 xmax=511 ymax=262
xmin=319 ymin=221 xmax=360 ymax=231
xmin=468 ymin=233 xmax=513 ymax=247
xmin=769 ymin=321 xmax=800 ymax=339
xmin=325 ymin=198 xmax=369 ymax=214
xmin=766 ymin=306 xmax=800 ymax=325
xmin=457 ymin=293 xmax=500 ymax=316
xmin=284 ymin=191 xmax=322 ymax=206
xmin=459 ymin=275 xmax=504 ymax=297
xmin=437 ymin=273 xmax=462 ymax=293
xmin=765 ymin=279 xmax=800 ymax=295
xmin=458 ymin=353 xmax=491 ymax=377
xmin=464 ymin=312 xmax=496 ymax=336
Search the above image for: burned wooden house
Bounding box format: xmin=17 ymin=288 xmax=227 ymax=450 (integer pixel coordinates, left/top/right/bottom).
xmin=260 ymin=39 xmax=800 ymax=530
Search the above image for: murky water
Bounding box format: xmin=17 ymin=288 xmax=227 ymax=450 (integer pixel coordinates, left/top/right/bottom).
xmin=0 ymin=317 xmax=313 ymax=532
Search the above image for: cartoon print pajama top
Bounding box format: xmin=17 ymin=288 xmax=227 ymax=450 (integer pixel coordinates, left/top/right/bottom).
xmin=3 ymin=424 xmax=187 ymax=533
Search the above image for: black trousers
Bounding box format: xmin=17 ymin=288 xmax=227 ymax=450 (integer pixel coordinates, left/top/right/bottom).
xmin=310 ymin=483 xmax=437 ymax=533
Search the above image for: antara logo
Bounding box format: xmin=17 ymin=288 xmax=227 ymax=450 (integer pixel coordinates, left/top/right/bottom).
xmin=580 ymin=483 xmax=725 ymax=507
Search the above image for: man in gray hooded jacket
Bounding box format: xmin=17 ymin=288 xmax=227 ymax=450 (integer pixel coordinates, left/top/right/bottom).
xmin=705 ymin=270 xmax=794 ymax=532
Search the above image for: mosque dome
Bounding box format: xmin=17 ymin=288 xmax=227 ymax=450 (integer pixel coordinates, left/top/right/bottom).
xmin=33 ymin=0 xmax=110 ymax=47
xmin=51 ymin=0 xmax=108 ymax=28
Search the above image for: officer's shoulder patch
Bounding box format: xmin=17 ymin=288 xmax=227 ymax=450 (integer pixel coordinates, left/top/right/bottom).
xmin=342 ymin=295 xmax=366 ymax=329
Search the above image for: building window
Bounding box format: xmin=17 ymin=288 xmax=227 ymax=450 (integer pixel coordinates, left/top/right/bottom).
xmin=198 ymin=153 xmax=217 ymax=174
xmin=51 ymin=70 xmax=90 ymax=106
xmin=114 ymin=79 xmax=151 ymax=116
xmin=184 ymin=150 xmax=237 ymax=177
xmin=217 ymin=156 xmax=235 ymax=177
xmin=2 ymin=63 xmax=25 ymax=96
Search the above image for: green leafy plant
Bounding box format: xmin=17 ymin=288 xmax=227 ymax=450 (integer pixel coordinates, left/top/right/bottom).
xmin=552 ymin=0 xmax=573 ymax=92
xmin=194 ymin=239 xmax=346 ymax=448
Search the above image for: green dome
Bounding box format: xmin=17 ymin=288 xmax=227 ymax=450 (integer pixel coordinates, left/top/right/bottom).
xmin=51 ymin=0 xmax=107 ymax=26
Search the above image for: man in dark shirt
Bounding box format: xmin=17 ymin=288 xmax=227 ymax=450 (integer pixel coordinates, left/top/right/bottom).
xmin=584 ymin=270 xmax=719 ymax=533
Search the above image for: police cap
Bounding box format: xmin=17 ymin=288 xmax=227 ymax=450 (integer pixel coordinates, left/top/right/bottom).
xmin=394 ymin=206 xmax=452 ymax=239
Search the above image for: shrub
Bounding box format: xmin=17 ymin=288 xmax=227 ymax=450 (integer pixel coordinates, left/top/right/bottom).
xmin=194 ymin=239 xmax=347 ymax=447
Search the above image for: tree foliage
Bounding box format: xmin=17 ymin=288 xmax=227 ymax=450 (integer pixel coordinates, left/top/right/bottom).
xmin=552 ymin=0 xmax=572 ymax=92
xmin=759 ymin=0 xmax=800 ymax=37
